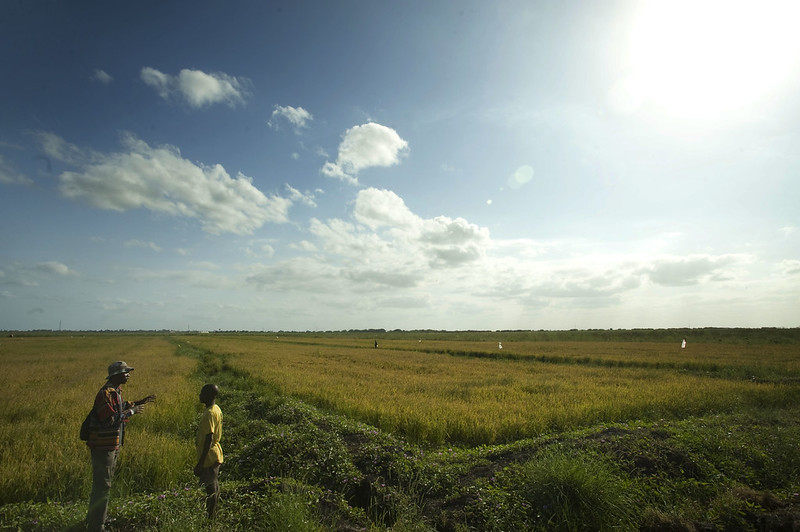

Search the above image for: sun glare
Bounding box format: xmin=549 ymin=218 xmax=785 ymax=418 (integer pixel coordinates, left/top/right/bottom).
xmin=614 ymin=0 xmax=800 ymax=119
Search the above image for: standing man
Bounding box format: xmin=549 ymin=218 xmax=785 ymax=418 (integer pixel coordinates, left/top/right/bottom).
xmin=86 ymin=361 xmax=155 ymax=532
xmin=195 ymin=383 xmax=223 ymax=519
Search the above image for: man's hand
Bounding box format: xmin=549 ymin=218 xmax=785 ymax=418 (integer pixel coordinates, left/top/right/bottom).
xmin=132 ymin=403 xmax=146 ymax=415
xmin=193 ymin=464 xmax=204 ymax=477
xmin=136 ymin=394 xmax=156 ymax=405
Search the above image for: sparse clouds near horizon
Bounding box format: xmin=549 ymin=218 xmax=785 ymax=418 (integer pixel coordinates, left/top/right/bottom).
xmin=643 ymin=255 xmax=746 ymax=287
xmin=247 ymin=187 xmax=493 ymax=294
xmin=243 ymin=185 xmax=763 ymax=327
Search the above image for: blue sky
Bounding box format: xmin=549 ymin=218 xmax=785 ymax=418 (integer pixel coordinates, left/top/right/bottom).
xmin=2 ymin=1 xmax=799 ymax=331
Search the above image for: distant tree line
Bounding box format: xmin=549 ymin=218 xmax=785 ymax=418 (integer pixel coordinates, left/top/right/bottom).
xmin=3 ymin=327 xmax=799 ymax=344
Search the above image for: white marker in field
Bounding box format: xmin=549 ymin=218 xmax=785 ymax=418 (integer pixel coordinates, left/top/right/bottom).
xmin=498 ymin=342 xmax=503 ymax=349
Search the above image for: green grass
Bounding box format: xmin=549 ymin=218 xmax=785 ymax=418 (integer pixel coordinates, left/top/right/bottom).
xmin=464 ymin=447 xmax=639 ymax=531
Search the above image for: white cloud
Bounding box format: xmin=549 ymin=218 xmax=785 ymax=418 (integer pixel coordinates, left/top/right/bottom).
xmin=292 ymin=240 xmax=318 ymax=252
xmin=269 ymin=105 xmax=313 ymax=131
xmin=245 ymin=257 xmax=342 ymax=292
xmin=466 ymin=249 xmax=756 ymax=317
xmin=189 ymin=261 xmax=221 ymax=270
xmin=310 ymin=191 xmax=754 ymax=301
xmin=124 ymin=265 xmax=236 ymax=290
xmin=32 ymin=261 xmax=74 ymax=276
xmin=224 ymin=181 xmax=772 ymax=329
xmin=313 ymin=187 xmax=490 ymax=274
xmin=641 ymin=254 xmax=745 ymax=286
xmin=777 ymin=259 xmax=800 ymax=275
xmin=309 ymin=217 xmax=389 ymax=257
xmin=260 ymin=243 xmax=276 ymax=257
xmin=140 ymin=67 xmax=174 ymax=99
xmin=41 ymin=132 xmax=298 ymax=235
xmin=353 ymin=188 xmax=418 ymax=230
xmin=321 ymin=123 xmax=409 ymax=184
xmin=0 ymin=261 xmax=76 ymax=288
xmin=238 ymin=186 xmax=778 ymax=329
xmin=124 ymin=239 xmax=162 ymax=252
xmin=0 ymin=155 xmax=33 ymax=186
xmin=244 ymin=239 xmax=276 ymax=258
xmin=342 ymin=268 xmax=419 ymax=288
xmin=421 ymin=216 xmax=490 ymax=268
xmin=527 ymin=267 xmax=641 ymax=299
xmin=141 ymin=67 xmax=248 ymax=108
xmin=354 ymin=188 xmax=490 ymax=268
xmin=285 ymin=184 xmax=317 ymax=207
xmin=92 ymin=69 xmax=113 ymax=84
xmin=36 ymin=132 xmax=85 ymax=165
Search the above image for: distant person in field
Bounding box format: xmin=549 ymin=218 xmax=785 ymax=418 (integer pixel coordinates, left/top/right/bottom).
xmin=681 ymin=338 xmax=687 ymax=349
xmin=195 ymin=383 xmax=223 ymax=519
xmin=85 ymin=361 xmax=155 ymax=532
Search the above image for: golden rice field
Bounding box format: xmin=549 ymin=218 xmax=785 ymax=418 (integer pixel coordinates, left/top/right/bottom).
xmin=179 ymin=334 xmax=800 ymax=444
xmin=0 ymin=335 xmax=198 ymax=504
xmin=1 ymin=332 xmax=797 ymax=507
xmin=261 ymin=336 xmax=800 ymax=371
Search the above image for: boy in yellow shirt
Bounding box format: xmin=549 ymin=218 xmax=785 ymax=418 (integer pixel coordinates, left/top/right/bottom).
xmin=195 ymin=383 xmax=223 ymax=518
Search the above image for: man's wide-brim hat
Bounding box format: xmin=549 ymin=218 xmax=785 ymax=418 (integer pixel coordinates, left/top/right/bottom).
xmin=107 ymin=360 xmax=134 ymax=379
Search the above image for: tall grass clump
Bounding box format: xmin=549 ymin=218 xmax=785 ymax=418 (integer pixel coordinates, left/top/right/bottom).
xmin=468 ymin=447 xmax=639 ymax=531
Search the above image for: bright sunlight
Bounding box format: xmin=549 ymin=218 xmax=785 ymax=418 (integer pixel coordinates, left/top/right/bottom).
xmin=615 ymin=0 xmax=800 ymax=119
